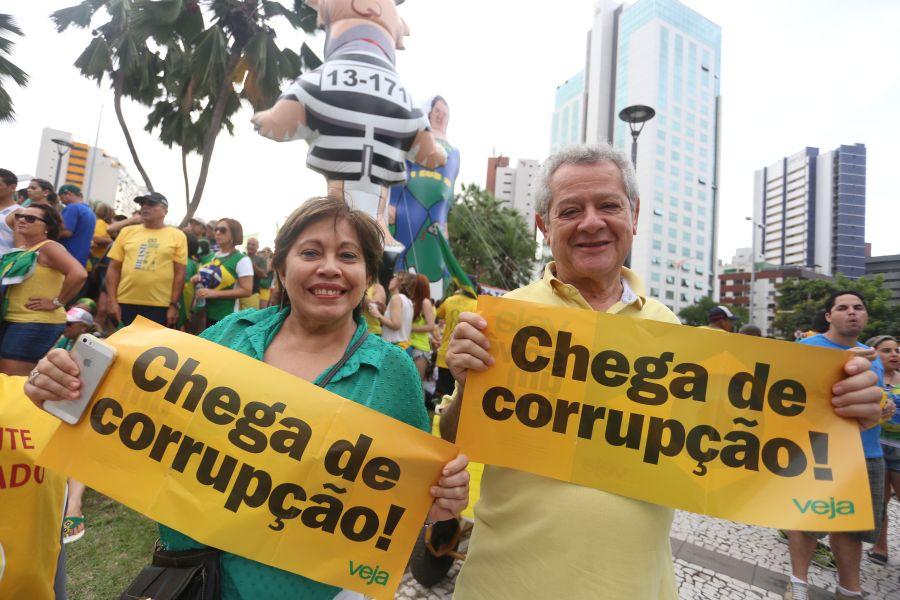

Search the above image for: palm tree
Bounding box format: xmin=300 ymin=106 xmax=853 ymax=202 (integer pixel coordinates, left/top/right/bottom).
xmin=0 ymin=13 xmax=29 ymax=122
xmin=52 ymin=0 xmax=162 ymax=192
xmin=54 ymin=0 xmax=320 ymax=223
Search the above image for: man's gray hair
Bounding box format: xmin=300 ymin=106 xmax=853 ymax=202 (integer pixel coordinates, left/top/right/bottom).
xmin=534 ymin=143 xmax=640 ymax=221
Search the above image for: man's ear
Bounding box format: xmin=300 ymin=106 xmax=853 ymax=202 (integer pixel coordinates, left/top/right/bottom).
xmin=536 ymin=213 xmax=548 ymax=241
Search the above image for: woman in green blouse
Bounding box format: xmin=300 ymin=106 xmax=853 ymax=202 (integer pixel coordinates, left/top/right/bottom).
xmin=26 ymin=196 xmax=470 ymax=600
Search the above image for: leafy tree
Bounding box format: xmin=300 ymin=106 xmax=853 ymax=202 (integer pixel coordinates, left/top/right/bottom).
xmin=448 ymin=184 xmax=537 ymax=290
xmin=773 ymin=275 xmax=899 ymax=340
xmin=678 ymin=295 xmax=748 ymax=327
xmin=52 ymin=0 xmax=319 ymax=222
xmin=0 ymin=13 xmax=28 ymax=122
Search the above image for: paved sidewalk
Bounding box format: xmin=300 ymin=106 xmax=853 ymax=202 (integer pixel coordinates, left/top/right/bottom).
xmin=396 ymin=501 xmax=900 ymax=599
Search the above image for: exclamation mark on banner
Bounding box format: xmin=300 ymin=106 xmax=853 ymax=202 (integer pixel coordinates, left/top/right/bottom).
xmin=809 ymin=431 xmax=833 ymax=481
xmin=375 ymin=504 xmax=406 ymax=550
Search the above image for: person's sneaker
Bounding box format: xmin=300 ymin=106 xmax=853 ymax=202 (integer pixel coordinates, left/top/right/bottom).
xmin=784 ymin=581 xmax=809 ymax=600
xmin=812 ymin=542 xmax=837 ymax=571
xmin=834 ymin=591 xmax=864 ymax=599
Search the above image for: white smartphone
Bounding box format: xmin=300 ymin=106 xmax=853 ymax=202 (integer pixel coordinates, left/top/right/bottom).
xmin=43 ymin=334 xmax=117 ymax=425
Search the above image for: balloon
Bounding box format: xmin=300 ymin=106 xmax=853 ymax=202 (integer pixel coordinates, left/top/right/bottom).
xmin=251 ymin=0 xmax=447 ymax=250
xmin=390 ymin=95 xmax=462 ymax=298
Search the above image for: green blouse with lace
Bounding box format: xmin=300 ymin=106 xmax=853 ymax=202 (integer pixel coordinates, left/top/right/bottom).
xmin=158 ymin=306 xmax=429 ymax=600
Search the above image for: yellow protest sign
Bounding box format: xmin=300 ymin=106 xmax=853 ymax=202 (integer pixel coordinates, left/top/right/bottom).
xmin=38 ymin=318 xmax=456 ymax=599
xmin=457 ymin=296 xmax=873 ymax=531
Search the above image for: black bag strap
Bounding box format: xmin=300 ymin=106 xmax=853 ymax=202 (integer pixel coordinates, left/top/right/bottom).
xmin=318 ymin=330 xmax=369 ymax=388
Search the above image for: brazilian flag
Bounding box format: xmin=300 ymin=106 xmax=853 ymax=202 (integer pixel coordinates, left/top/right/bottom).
xmin=0 ymin=248 xmax=39 ymax=317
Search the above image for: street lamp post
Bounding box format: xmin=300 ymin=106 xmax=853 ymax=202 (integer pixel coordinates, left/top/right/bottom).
xmin=745 ymin=216 xmax=766 ymax=327
xmin=618 ymin=104 xmax=656 ymax=168
xmin=51 ymin=138 xmax=75 ymax=190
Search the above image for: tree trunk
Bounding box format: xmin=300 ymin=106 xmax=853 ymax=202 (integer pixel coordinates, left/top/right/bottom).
xmin=181 ymin=149 xmax=190 ymax=211
xmin=180 ymin=51 xmax=241 ymax=227
xmin=113 ymin=73 xmax=154 ymax=193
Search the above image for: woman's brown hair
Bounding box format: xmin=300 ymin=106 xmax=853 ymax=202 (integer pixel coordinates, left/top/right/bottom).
xmin=411 ymin=273 xmax=431 ymax=321
xmin=217 ymin=218 xmax=244 ymax=247
xmin=26 ymin=204 xmax=63 ymax=241
xmin=273 ymin=196 xmax=384 ymax=315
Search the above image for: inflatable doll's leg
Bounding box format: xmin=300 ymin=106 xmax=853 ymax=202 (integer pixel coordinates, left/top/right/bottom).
xmin=328 ymin=180 xmax=404 ymax=253
xmin=251 ymin=99 xmax=311 ymax=142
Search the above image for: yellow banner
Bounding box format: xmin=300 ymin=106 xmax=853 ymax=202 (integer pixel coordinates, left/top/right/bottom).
xmin=38 ymin=318 xmax=456 ymax=599
xmin=457 ymin=296 xmax=873 ymax=531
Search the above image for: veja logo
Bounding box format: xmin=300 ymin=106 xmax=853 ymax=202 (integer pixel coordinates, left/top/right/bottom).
xmin=348 ymin=560 xmax=390 ymax=586
xmin=792 ymin=497 xmax=855 ymax=519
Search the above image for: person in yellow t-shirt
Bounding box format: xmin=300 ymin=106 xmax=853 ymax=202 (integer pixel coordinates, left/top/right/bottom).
xmin=438 ymin=144 xmax=885 ymax=600
xmin=106 ymin=193 xmax=187 ymax=328
xmin=434 ymin=285 xmax=477 ymax=399
xmin=0 ymin=374 xmax=67 ymax=599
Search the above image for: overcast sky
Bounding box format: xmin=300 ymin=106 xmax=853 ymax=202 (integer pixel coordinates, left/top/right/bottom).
xmin=3 ymin=0 xmax=898 ymax=260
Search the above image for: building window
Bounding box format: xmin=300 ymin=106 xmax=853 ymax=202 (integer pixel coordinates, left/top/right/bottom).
xmin=656 ymin=145 xmax=665 ymax=156
xmin=672 ymin=136 xmax=681 ymax=147
xmin=694 ymin=282 xmax=704 ymax=290
xmin=685 ymin=127 xmax=694 ymax=138
xmin=653 ymin=223 xmax=663 ymax=234
xmin=672 ymin=121 xmax=681 ymax=132
xmin=684 ymin=201 xmax=693 ymax=212
xmin=670 ymin=166 xmax=679 ymax=176
xmin=668 ymin=212 xmax=677 ymax=223
xmin=697 ymin=220 xmax=705 ymax=230
xmin=694 ymin=265 xmax=703 ymax=275
xmin=668 ymin=243 xmax=677 ymax=253
xmin=653 ymin=208 xmax=664 ymax=216
xmin=683 ymin=216 xmax=692 ymax=226
xmin=669 ymin=227 xmax=677 ymax=238
xmin=657 ymin=130 xmax=666 ymax=140
xmin=652 ymin=240 xmax=662 ymax=250
xmin=682 ymin=231 xmax=691 ymax=242
xmin=666 ymin=275 xmax=675 ymax=284
xmin=695 ymin=250 xmax=704 ymax=260
xmin=671 ymin=150 xmax=680 ymax=162
xmin=656 ymin=160 xmax=665 ymax=172
xmin=681 ymin=247 xmax=691 ymax=257
xmin=686 ymin=141 xmax=695 ymax=153
xmin=698 ymin=206 xmax=706 ymax=216
xmin=650 ymin=287 xmax=660 ymax=298
xmin=665 ymin=290 xmax=674 ymax=300
xmin=651 ymin=256 xmax=661 ymax=265
xmin=680 ymin=293 xmax=689 ymax=302
xmin=669 ymin=196 xmax=678 ymax=207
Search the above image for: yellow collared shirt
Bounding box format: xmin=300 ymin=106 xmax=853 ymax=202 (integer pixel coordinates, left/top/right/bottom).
xmin=452 ymin=263 xmax=680 ymax=600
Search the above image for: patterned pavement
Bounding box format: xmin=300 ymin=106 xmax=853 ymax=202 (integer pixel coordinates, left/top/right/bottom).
xmin=396 ymin=501 xmax=900 ymax=599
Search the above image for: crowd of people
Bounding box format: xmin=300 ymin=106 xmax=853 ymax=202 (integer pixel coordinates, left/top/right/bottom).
xmin=1 ymin=141 xmax=897 ymax=600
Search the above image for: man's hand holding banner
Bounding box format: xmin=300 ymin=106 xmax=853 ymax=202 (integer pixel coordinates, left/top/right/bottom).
xmin=38 ymin=318 xmax=457 ymax=599
xmin=457 ymin=296 xmax=874 ymax=531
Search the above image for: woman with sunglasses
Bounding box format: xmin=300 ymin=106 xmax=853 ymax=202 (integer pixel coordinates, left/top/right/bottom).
xmin=192 ymin=218 xmax=253 ymax=328
xmin=0 ymin=205 xmax=86 ymax=376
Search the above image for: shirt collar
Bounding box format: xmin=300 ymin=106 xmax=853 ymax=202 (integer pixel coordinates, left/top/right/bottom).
xmin=543 ymin=261 xmax=646 ymax=312
xmin=242 ymin=307 xmax=383 ymax=385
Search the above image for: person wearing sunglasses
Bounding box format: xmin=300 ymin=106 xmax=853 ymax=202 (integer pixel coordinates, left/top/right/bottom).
xmin=0 ymin=205 xmax=86 ymax=376
xmin=105 ymin=192 xmax=188 ymax=327
xmin=191 ymin=218 xmax=253 ymax=329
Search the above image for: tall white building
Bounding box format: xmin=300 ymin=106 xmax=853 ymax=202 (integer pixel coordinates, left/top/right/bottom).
xmin=36 ymin=127 xmax=144 ymax=209
xmin=549 ymin=71 xmax=586 ymax=154
xmin=752 ymin=144 xmax=866 ymax=279
xmin=579 ymin=0 xmax=722 ymax=314
xmin=489 ymin=157 xmax=541 ymax=232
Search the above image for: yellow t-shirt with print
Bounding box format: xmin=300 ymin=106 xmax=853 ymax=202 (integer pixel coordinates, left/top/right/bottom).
xmin=435 ymin=292 xmax=477 ymax=368
xmin=450 ymin=263 xmax=680 ymax=600
xmin=0 ymin=375 xmax=67 ymax=599
xmin=108 ymin=225 xmax=187 ymax=307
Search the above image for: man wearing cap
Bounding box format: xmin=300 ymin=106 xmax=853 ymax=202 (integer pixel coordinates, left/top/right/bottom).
xmin=701 ymin=305 xmax=737 ymax=332
xmin=58 ymin=185 xmax=97 ymax=267
xmin=106 ymin=192 xmax=187 ymax=327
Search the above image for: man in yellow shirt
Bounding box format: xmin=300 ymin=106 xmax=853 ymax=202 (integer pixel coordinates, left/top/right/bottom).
xmin=434 ymin=285 xmax=478 ymax=400
xmin=106 ymin=193 xmax=187 ymax=327
xmin=699 ymin=305 xmax=737 ymax=332
xmin=438 ymin=144 xmax=884 ymax=599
